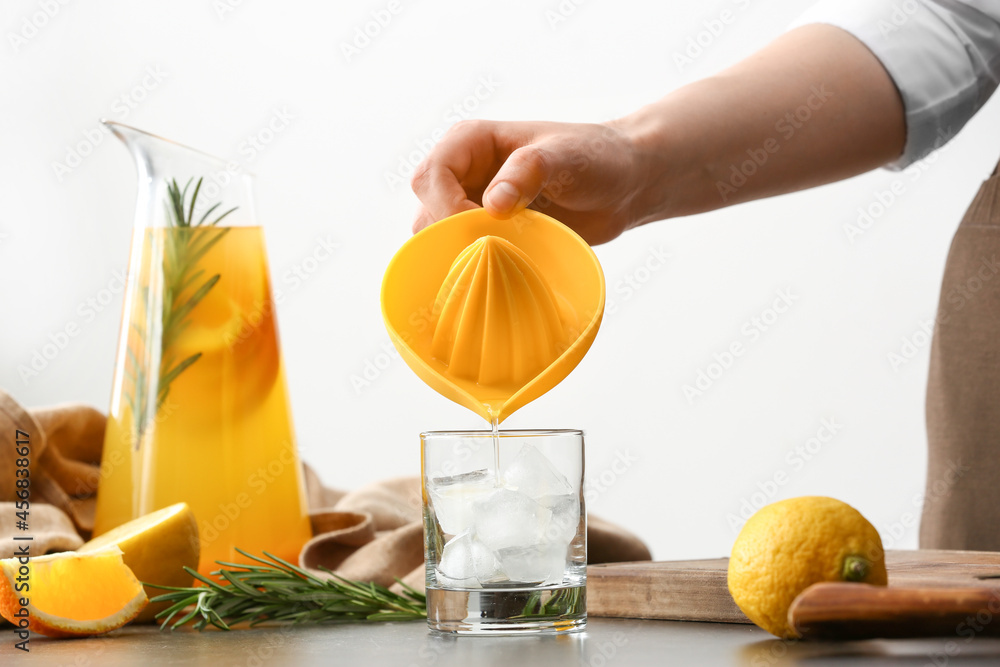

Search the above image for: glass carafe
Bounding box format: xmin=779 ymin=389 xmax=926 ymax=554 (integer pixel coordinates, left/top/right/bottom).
xmin=93 ymin=121 xmax=312 ymax=574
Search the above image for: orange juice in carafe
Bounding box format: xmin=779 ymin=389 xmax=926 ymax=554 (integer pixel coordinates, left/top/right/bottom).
xmin=95 ymin=226 xmax=311 ymax=573
xmin=94 ymin=122 xmax=311 ymax=574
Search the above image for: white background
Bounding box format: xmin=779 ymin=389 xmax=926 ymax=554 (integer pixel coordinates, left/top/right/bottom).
xmin=3 ymin=0 xmax=998 ymax=561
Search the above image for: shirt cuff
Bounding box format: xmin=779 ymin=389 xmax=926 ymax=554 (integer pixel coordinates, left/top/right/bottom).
xmin=790 ymin=0 xmax=983 ymax=170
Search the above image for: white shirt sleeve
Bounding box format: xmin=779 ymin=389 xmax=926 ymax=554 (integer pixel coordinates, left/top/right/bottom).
xmin=791 ymin=0 xmax=1000 ymax=169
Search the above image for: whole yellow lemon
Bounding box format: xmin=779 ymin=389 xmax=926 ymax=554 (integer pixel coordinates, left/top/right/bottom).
xmin=727 ymin=496 xmax=887 ymax=638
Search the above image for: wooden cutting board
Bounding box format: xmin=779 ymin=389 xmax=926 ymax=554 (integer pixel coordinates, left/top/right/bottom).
xmin=587 ymin=549 xmax=1000 ymax=622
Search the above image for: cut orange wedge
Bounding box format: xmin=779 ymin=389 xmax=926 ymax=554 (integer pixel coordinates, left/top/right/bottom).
xmin=81 ymin=502 xmax=199 ymax=623
xmin=0 ymin=548 xmax=148 ymax=638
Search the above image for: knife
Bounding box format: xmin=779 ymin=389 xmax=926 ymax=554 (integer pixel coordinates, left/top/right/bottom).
xmin=789 ymin=581 xmax=1000 ymax=640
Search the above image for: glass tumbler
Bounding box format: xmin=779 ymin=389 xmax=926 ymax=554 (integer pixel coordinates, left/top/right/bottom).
xmin=421 ymin=429 xmax=586 ymax=634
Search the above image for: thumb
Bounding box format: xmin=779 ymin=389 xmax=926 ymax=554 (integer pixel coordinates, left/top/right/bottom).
xmin=483 ymin=144 xmax=559 ymax=218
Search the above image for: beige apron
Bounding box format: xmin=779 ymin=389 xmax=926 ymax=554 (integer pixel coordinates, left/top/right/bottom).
xmin=922 ymin=162 xmax=1000 ymax=550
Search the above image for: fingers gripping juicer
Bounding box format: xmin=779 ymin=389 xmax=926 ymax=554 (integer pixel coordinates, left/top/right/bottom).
xmin=381 ymin=208 xmax=606 ymax=423
xmin=382 ymin=207 xmax=605 ymax=635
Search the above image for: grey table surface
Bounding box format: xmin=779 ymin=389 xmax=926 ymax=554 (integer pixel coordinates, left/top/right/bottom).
xmin=6 ymin=618 xmax=1000 ymax=667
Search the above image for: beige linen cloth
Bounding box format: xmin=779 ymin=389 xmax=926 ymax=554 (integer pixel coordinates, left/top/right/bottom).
xmin=0 ymin=390 xmax=651 ymax=590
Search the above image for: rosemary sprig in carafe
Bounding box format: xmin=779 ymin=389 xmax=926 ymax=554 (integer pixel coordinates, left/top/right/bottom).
xmin=126 ymin=177 xmax=236 ymax=443
xmin=147 ymin=550 xmax=427 ymax=630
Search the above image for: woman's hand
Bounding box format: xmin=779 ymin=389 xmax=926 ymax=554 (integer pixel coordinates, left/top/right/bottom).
xmin=410 ymin=119 xmax=649 ymax=245
xmin=409 ymin=25 xmax=906 ymax=246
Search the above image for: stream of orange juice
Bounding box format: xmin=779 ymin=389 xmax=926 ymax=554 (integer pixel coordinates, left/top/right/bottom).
xmin=93 ymin=226 xmax=312 ymax=574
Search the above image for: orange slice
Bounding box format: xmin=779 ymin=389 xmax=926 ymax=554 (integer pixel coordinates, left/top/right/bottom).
xmin=0 ymin=548 xmax=148 ymax=638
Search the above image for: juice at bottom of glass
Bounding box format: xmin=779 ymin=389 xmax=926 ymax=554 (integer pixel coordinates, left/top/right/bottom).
xmin=93 ymin=226 xmax=312 ymax=574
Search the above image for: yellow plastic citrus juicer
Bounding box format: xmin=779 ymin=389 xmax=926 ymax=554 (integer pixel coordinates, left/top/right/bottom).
xmin=381 ymin=208 xmax=606 ymax=424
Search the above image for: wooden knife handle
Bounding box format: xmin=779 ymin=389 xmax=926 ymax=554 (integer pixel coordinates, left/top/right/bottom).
xmin=789 ymin=583 xmax=1000 ymax=640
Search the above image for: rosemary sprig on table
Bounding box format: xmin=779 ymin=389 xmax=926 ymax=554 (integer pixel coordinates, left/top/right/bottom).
xmin=147 ymin=549 xmax=427 ymax=631
xmin=515 ymin=585 xmax=583 ymax=618
xmin=126 ymin=177 xmax=236 ymax=442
